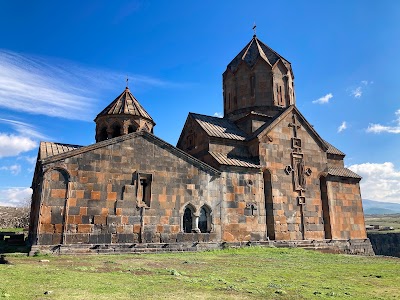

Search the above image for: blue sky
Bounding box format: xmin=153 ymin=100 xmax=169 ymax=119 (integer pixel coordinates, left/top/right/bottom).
xmin=0 ymin=1 xmax=399 ymax=206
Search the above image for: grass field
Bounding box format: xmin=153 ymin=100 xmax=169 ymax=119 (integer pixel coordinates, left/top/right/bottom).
xmin=365 ymin=214 xmax=400 ymax=233
xmin=0 ymin=247 xmax=399 ymax=299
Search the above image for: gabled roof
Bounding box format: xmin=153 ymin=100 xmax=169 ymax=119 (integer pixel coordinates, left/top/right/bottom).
xmin=226 ymin=35 xmax=292 ymax=73
xmin=38 ymin=132 xmax=220 ymax=176
xmin=190 ymin=113 xmax=247 ymax=141
xmin=250 ymin=106 xmax=329 ymax=151
xmin=209 ymin=151 xmax=260 ymax=169
xmin=95 ymin=87 xmax=154 ymax=123
xmin=39 ymin=141 xmax=82 ymax=160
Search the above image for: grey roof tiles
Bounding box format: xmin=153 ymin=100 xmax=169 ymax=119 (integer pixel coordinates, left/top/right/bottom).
xmin=325 ymin=141 xmax=346 ymax=156
xmin=95 ymin=87 xmax=153 ymax=122
xmin=227 ymin=35 xmax=291 ymax=73
xmin=190 ymin=113 xmax=247 ymax=141
xmin=40 ymin=141 xmax=82 ymax=160
xmin=209 ymin=151 xmax=260 ymax=168
xmin=328 ymin=167 xmax=361 ymax=179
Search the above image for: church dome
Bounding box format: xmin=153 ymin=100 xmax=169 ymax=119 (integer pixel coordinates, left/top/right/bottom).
xmin=226 ymin=35 xmax=292 ymax=76
xmin=223 ymin=35 xmax=296 ymax=120
xmin=94 ymin=87 xmax=155 ymax=142
xmin=95 ymin=87 xmax=154 ymax=122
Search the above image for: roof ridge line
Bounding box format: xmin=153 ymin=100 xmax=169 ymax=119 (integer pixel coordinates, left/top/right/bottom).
xmin=242 ymin=37 xmax=255 ymax=60
xmin=255 ymin=38 xmax=271 ymax=66
xmin=41 ymin=131 xmax=221 ymax=176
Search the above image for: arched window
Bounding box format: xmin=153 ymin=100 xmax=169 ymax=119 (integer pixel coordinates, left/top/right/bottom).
xmin=199 ymin=206 xmax=211 ymax=233
xmin=111 ymin=123 xmax=121 ymax=138
xmin=98 ymin=127 xmax=108 ymax=142
xmin=128 ymin=125 xmax=137 ymax=134
xmin=183 ymin=206 xmax=194 ymax=233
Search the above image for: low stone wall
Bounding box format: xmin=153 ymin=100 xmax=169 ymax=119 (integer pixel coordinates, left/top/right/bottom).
xmin=29 ymin=239 xmax=374 ymax=256
xmin=368 ymin=232 xmax=400 ymax=258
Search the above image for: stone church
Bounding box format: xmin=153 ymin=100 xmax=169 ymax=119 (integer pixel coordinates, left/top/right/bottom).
xmin=28 ymin=35 xmax=373 ymax=254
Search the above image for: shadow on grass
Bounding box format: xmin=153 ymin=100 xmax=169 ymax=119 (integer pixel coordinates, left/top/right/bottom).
xmin=0 ymin=232 xmax=29 ymax=255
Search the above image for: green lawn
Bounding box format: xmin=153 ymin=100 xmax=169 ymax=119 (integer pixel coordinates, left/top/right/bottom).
xmin=0 ymin=247 xmax=399 ymax=299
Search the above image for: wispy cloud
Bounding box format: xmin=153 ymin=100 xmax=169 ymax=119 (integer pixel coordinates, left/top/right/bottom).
xmin=351 ymin=87 xmax=362 ymax=98
xmin=0 ymin=118 xmax=48 ymax=140
xmin=0 ymin=164 xmax=21 ymax=175
xmin=0 ymin=187 xmax=32 ymax=207
xmin=367 ymin=109 xmax=400 ymax=134
xmin=312 ymin=93 xmax=333 ymax=104
xmin=349 ymin=80 xmax=373 ymax=99
xmin=17 ymin=155 xmax=37 ymax=165
xmin=337 ymin=121 xmax=347 ymax=133
xmin=213 ymin=112 xmax=223 ymax=118
xmin=349 ymin=162 xmax=400 ymax=203
xmin=0 ymin=50 xmax=181 ymax=121
xmin=0 ymin=134 xmax=37 ymax=157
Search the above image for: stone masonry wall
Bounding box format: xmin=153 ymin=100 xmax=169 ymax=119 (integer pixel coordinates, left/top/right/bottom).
xmin=219 ymin=168 xmax=266 ymax=242
xmin=32 ymin=134 xmax=224 ymax=245
xmin=258 ymin=111 xmax=328 ymax=240
xmin=326 ymin=178 xmax=367 ymax=239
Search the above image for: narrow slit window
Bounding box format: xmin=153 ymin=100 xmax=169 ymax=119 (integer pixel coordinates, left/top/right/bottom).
xmin=250 ymin=75 xmax=255 ymax=96
xmin=137 ymin=173 xmax=152 ymax=207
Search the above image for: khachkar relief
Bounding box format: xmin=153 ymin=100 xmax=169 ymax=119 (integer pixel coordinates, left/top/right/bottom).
xmin=285 ymin=114 xmax=312 ymax=238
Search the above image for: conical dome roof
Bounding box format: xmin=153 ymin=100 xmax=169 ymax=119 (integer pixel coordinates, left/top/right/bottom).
xmin=95 ymin=87 xmax=154 ymax=123
xmin=226 ymin=35 xmax=292 ymax=74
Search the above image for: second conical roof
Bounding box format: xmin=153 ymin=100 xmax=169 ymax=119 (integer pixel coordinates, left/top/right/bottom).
xmin=95 ymin=87 xmax=154 ymax=122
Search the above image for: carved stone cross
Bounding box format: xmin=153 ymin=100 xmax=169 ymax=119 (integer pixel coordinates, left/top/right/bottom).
xmin=288 ymin=114 xmax=301 ymax=138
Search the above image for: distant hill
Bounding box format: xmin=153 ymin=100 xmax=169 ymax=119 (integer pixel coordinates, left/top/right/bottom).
xmin=363 ymin=199 xmax=400 ymax=215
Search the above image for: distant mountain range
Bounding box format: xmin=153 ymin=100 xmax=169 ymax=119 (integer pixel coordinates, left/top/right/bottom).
xmin=362 ymin=199 xmax=400 ymax=215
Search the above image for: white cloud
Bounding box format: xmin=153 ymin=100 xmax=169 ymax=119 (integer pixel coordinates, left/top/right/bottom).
xmin=349 ymin=80 xmax=373 ymax=99
xmin=0 ymin=187 xmax=32 ymax=207
xmin=213 ymin=112 xmax=223 ymax=118
xmin=312 ymin=93 xmax=333 ymax=104
xmin=367 ymin=109 xmax=400 ymax=134
xmin=0 ymin=118 xmax=48 ymax=140
xmin=0 ymin=133 xmax=37 ymax=157
xmin=337 ymin=121 xmax=347 ymax=133
xmin=351 ymin=87 xmax=362 ymax=98
xmin=0 ymin=50 xmax=180 ymax=121
xmin=0 ymin=164 xmax=21 ymax=175
xmin=17 ymin=155 xmax=37 ymax=165
xmin=348 ymin=162 xmax=400 ymax=203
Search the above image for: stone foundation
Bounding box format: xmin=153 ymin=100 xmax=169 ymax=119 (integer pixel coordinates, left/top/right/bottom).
xmin=29 ymin=238 xmax=374 ymax=256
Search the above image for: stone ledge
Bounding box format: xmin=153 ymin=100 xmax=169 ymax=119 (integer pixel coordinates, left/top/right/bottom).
xmin=29 ymin=239 xmax=374 ymax=256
